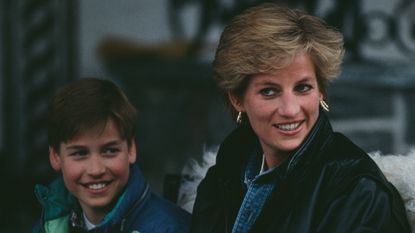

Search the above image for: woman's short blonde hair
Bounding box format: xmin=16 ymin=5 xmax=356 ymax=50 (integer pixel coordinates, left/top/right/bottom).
xmin=213 ymin=3 xmax=344 ymax=102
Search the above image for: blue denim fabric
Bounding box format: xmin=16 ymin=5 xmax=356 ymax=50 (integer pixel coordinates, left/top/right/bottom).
xmin=231 ymin=152 xmax=286 ymax=233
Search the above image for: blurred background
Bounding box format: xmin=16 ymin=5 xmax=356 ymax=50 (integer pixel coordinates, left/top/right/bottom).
xmin=0 ymin=0 xmax=414 ymax=232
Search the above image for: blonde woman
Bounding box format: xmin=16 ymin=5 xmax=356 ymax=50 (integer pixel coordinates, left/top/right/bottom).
xmin=190 ymin=3 xmax=411 ymax=233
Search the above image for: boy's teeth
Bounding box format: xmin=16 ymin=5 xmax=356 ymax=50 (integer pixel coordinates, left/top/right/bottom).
xmin=88 ymin=183 xmax=106 ymax=190
xmin=277 ymin=122 xmax=300 ymax=131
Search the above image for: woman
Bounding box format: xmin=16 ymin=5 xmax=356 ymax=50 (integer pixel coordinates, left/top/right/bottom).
xmin=190 ymin=3 xmax=411 ymax=233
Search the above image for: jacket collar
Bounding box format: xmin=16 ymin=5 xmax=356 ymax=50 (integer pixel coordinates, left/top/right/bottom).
xmin=100 ymin=164 xmax=150 ymax=229
xmin=35 ymin=175 xmax=75 ymax=221
xmin=285 ymin=109 xmax=334 ymax=177
xmin=216 ymin=109 xmax=334 ymax=181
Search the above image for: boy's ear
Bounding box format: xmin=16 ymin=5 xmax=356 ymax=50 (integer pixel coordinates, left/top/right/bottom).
xmin=49 ymin=146 xmax=62 ymax=171
xmin=227 ymin=92 xmax=244 ymax=112
xmin=128 ymin=139 xmax=137 ymax=164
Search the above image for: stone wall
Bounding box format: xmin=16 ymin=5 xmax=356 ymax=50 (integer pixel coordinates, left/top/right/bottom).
xmin=329 ymin=62 xmax=415 ymax=154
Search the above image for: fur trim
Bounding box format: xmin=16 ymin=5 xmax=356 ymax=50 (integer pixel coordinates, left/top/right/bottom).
xmin=177 ymin=146 xmax=217 ymax=213
xmin=369 ymin=149 xmax=415 ymax=231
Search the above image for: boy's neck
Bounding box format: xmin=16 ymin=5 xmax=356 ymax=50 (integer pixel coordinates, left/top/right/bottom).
xmin=80 ymin=202 xmax=112 ymax=225
xmin=83 ymin=212 xmax=97 ymax=230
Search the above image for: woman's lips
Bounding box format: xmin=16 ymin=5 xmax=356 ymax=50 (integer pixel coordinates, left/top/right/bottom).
xmin=274 ymin=121 xmax=304 ymax=135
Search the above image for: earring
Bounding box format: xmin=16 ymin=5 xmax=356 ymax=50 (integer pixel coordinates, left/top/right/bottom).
xmin=320 ymin=100 xmax=330 ymax=112
xmin=236 ymin=111 xmax=242 ymax=124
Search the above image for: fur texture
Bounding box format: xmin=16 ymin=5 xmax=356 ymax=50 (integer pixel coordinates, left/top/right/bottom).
xmin=177 ymin=146 xmax=218 ymax=213
xmin=369 ymin=149 xmax=415 ymax=231
xmin=178 ymin=146 xmax=415 ymax=232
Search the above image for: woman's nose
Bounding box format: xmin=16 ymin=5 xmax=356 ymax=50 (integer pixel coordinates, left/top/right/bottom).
xmin=277 ymin=93 xmax=300 ymax=117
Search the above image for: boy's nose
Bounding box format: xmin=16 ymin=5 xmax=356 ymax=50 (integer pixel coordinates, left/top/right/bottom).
xmin=87 ymin=155 xmax=105 ymax=176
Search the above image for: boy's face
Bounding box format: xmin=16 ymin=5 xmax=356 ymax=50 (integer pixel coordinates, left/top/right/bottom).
xmin=49 ymin=119 xmax=136 ymax=222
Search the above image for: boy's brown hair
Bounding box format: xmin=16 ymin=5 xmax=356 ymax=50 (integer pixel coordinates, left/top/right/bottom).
xmin=48 ymin=78 xmax=137 ymax=151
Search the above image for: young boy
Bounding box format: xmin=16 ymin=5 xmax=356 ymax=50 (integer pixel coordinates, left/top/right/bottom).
xmin=32 ymin=78 xmax=190 ymax=233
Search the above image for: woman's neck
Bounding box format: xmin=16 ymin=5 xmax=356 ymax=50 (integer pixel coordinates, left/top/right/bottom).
xmin=263 ymin=150 xmax=291 ymax=169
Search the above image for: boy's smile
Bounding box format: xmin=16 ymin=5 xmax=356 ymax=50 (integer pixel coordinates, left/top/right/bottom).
xmin=49 ymin=119 xmax=136 ymax=224
xmin=81 ymin=179 xmax=113 ymax=194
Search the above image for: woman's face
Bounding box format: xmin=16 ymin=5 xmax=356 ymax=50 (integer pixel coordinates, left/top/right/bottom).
xmin=229 ymin=53 xmax=322 ymax=165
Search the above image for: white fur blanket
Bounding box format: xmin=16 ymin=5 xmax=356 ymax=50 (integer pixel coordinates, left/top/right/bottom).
xmin=369 ymin=150 xmax=415 ymax=230
xmin=178 ymin=147 xmax=415 ymax=232
xmin=177 ymin=146 xmax=218 ymax=213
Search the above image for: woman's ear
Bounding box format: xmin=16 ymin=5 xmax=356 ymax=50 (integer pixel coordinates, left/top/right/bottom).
xmin=227 ymin=92 xmax=244 ymax=112
xmin=128 ymin=139 xmax=137 ymax=164
xmin=49 ymin=146 xmax=62 ymax=171
xmin=319 ymin=88 xmax=327 ymax=100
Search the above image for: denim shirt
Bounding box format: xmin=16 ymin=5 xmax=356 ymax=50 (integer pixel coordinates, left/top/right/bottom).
xmin=231 ymin=152 xmax=287 ymax=233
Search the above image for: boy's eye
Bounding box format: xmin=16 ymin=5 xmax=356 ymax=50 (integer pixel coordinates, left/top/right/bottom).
xmin=295 ymin=84 xmax=312 ymax=93
xmin=70 ymin=150 xmax=88 ymax=157
xmin=102 ymin=148 xmax=120 ymax=156
xmin=260 ymin=88 xmax=276 ymax=96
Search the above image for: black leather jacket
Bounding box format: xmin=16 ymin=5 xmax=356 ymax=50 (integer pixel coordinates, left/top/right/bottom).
xmin=190 ymin=112 xmax=411 ymax=233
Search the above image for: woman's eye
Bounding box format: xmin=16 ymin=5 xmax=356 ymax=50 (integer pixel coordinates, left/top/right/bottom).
xmin=260 ymin=88 xmax=276 ymax=96
xmin=295 ymin=84 xmax=312 ymax=93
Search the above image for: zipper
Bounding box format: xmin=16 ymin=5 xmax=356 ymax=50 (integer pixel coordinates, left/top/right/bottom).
xmin=119 ymin=183 xmax=150 ymax=232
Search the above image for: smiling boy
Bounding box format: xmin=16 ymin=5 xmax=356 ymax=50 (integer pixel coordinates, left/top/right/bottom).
xmin=32 ymin=78 xmax=190 ymax=233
